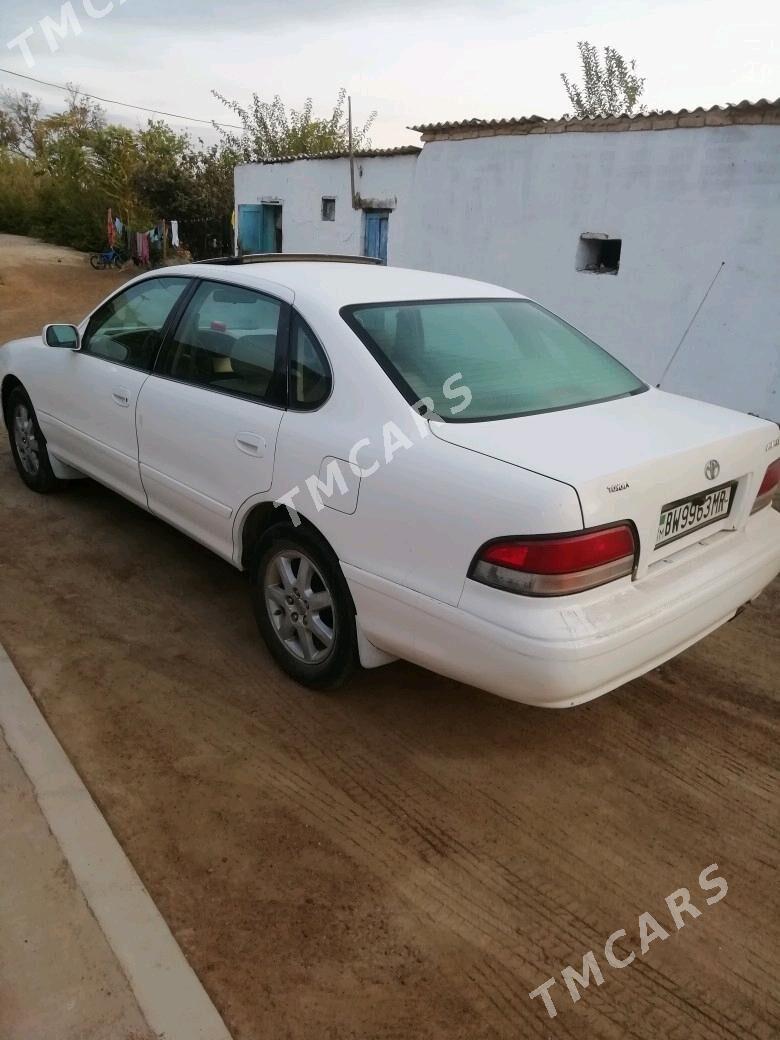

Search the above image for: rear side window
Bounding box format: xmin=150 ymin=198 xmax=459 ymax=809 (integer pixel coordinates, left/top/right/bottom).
xmin=343 ymin=299 xmax=646 ymax=421
xmin=158 ymin=281 xmax=284 ymax=405
xmin=289 ymin=313 xmax=331 ymax=410
xmin=83 ymin=277 xmax=189 ymax=370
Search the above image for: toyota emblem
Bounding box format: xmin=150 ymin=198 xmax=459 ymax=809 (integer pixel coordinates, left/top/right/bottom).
xmin=704 ymin=459 xmax=720 ymax=481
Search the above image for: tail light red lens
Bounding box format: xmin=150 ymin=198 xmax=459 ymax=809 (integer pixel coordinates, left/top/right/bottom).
xmin=752 ymin=458 xmax=780 ymax=514
xmin=471 ymin=524 xmax=637 ymax=596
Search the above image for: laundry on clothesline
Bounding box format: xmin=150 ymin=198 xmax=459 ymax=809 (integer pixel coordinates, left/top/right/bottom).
xmin=135 ymin=232 xmax=150 ymax=264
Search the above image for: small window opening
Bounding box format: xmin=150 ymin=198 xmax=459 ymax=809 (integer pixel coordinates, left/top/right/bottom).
xmin=322 ymin=197 xmax=336 ymax=222
xmin=576 ymin=234 xmax=621 ymax=275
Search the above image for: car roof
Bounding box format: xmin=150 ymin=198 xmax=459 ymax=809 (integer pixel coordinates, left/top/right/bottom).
xmin=167 ymin=261 xmax=523 ymax=309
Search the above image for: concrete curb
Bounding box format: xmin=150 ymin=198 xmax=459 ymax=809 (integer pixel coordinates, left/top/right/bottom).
xmin=0 ymin=643 xmax=233 ymax=1040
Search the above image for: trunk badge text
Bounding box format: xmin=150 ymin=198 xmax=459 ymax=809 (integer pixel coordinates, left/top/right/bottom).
xmin=607 ymin=482 xmax=630 ymax=493
xmin=704 ymin=460 xmax=720 ymax=481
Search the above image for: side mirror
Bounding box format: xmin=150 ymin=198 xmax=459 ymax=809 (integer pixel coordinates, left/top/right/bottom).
xmin=43 ymin=324 xmax=80 ymax=350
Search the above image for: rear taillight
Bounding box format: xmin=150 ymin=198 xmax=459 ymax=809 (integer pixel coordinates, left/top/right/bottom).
xmin=751 ymin=458 xmax=780 ymax=514
xmin=470 ymin=523 xmax=638 ymax=596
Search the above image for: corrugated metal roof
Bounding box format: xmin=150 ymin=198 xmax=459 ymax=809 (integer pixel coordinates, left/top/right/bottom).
xmin=410 ymin=115 xmax=549 ymax=132
xmin=410 ymin=98 xmax=780 ymax=135
xmin=258 ymin=145 xmax=421 ymax=165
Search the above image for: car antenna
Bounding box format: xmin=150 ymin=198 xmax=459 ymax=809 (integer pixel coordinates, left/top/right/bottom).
xmin=656 ymin=261 xmax=725 ymax=388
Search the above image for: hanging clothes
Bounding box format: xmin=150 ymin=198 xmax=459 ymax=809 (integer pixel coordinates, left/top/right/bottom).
xmin=136 ymin=232 xmax=150 ymax=265
xmin=114 ymin=216 xmax=123 ymax=236
xmin=107 ymin=208 xmax=116 ymax=248
xmin=170 ymin=220 xmax=180 ymax=248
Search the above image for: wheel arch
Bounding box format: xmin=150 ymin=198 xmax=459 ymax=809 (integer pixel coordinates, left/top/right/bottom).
xmin=238 ymin=500 xmax=337 ymax=571
xmin=238 ymin=500 xmax=397 ymax=671
xmin=1 ymin=375 xmax=23 ymax=429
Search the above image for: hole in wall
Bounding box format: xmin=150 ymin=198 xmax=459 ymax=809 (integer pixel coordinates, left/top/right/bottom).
xmin=576 ymin=234 xmax=622 ymax=274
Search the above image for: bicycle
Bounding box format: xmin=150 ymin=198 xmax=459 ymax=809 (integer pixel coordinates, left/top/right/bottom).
xmin=90 ymin=247 xmax=125 ymax=270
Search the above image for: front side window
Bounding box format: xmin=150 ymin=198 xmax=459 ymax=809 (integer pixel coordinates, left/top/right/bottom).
xmin=342 ymin=299 xmax=646 ymax=422
xmin=158 ymin=281 xmax=285 ymax=404
xmin=82 ymin=277 xmax=189 ymax=370
xmin=289 ymin=313 xmax=331 ymax=410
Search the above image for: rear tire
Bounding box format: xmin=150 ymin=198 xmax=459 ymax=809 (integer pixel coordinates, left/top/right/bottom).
xmin=90 ymin=254 xmax=102 ymax=270
xmin=6 ymin=386 xmax=65 ymax=493
xmin=250 ymin=523 xmax=357 ymax=690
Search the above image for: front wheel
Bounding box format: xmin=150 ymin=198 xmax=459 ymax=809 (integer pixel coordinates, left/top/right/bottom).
xmin=250 ymin=524 xmax=357 ymax=690
xmin=90 ymin=254 xmax=103 ymax=270
xmin=6 ymin=386 xmax=65 ymax=493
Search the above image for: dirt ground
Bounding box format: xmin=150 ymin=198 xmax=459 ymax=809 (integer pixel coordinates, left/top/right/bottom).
xmin=1 ymin=237 xmax=778 ymax=1039
xmin=0 ymin=234 xmax=133 ymax=341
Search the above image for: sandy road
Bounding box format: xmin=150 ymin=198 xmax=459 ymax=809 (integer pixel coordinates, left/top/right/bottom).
xmin=1 ymin=237 xmax=778 ymax=1039
xmin=0 ymin=233 xmax=133 ymax=341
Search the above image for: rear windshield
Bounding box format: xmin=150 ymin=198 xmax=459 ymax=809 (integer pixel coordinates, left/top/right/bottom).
xmin=342 ymin=298 xmax=646 ymax=422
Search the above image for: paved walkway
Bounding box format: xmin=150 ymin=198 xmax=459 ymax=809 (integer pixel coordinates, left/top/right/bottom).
xmin=0 ymin=732 xmax=153 ymax=1040
xmin=0 ymin=643 xmax=233 ymax=1040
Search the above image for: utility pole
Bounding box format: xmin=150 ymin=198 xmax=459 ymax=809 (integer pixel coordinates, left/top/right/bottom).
xmin=348 ymin=95 xmax=358 ymax=209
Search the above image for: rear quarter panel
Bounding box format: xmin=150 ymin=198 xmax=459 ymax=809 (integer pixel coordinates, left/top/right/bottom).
xmin=269 ymin=403 xmax=583 ymax=607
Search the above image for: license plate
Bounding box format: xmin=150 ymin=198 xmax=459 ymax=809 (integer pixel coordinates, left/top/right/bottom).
xmin=656 ymin=480 xmax=736 ymax=548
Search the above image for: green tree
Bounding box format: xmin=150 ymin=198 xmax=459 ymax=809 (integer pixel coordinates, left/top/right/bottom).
xmin=561 ymin=42 xmax=646 ymax=118
xmin=0 ymin=87 xmax=116 ymax=249
xmin=0 ymin=90 xmax=42 ymax=159
xmin=0 ymin=86 xmax=104 ymax=164
xmin=86 ymin=124 xmax=148 ymax=227
xmin=0 ymin=153 xmax=39 ymax=234
xmin=133 ymin=120 xmax=195 ymax=220
xmin=185 ymin=143 xmax=237 ymax=220
xmin=212 ymin=87 xmax=376 ymax=161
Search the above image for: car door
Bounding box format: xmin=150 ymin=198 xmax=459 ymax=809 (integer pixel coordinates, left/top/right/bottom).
xmin=35 ymin=276 xmax=191 ymax=507
xmin=136 ymin=278 xmax=290 ymax=560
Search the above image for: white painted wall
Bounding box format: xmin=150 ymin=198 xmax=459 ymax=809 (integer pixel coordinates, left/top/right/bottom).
xmin=235 ymin=127 xmax=780 ymax=420
xmin=399 ymin=128 xmax=780 ymax=421
xmin=234 ymin=155 xmax=418 ymax=264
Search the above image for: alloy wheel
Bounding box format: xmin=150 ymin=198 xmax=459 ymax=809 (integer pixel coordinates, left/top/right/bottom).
xmin=13 ymin=403 xmax=40 ymax=476
xmin=264 ymin=550 xmax=336 ymax=664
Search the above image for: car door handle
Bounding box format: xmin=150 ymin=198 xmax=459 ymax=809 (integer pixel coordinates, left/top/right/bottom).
xmin=235 ymin=432 xmax=266 ymax=457
xmin=112 ymin=387 xmax=130 ymax=407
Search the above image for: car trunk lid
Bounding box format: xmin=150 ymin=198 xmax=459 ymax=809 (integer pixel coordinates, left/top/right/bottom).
xmin=430 ymin=388 xmax=771 ymax=576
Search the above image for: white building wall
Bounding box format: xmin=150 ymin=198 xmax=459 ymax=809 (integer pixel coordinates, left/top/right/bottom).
xmin=234 ymin=155 xmax=418 ymax=265
xmin=398 ymin=127 xmax=780 ymax=421
xmin=234 ymin=127 xmax=780 ymax=420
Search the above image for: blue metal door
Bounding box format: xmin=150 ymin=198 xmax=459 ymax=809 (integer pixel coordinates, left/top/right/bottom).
xmin=237 ymin=205 xmax=262 ymax=253
xmin=261 ymin=204 xmax=282 ymax=253
xmin=364 ymin=210 xmax=390 ymax=265
xmin=237 ymin=204 xmax=282 ymax=253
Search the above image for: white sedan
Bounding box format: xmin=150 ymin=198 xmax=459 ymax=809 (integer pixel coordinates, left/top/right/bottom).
xmin=2 ymin=257 xmax=779 ymax=707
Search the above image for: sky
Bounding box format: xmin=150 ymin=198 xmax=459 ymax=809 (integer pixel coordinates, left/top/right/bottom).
xmin=0 ymin=0 xmax=777 ymax=147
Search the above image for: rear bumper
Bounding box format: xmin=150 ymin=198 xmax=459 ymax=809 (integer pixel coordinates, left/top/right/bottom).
xmin=344 ymin=507 xmax=780 ymax=708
